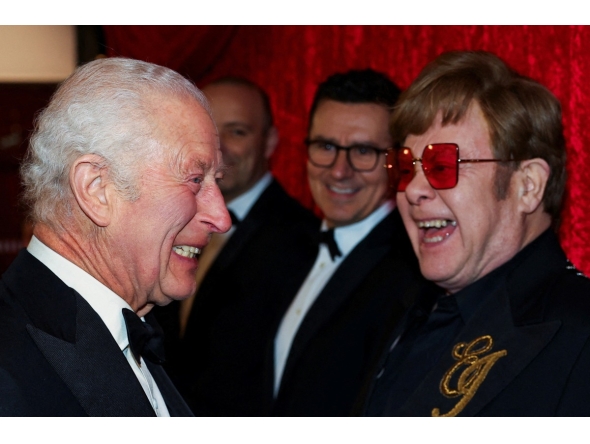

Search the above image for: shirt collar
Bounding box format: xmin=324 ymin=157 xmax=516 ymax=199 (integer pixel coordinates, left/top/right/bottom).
xmin=227 ymin=172 xmax=273 ymax=221
xmin=27 ymin=236 xmax=133 ymax=352
xmin=323 ymin=200 xmax=394 ymax=258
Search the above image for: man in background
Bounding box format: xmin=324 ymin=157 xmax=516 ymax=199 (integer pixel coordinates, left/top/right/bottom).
xmin=160 ymin=77 xmax=318 ymax=415
xmin=270 ymin=69 xmax=436 ymax=416
xmin=362 ymin=51 xmax=590 ymax=416
xmin=0 ymin=57 xmax=230 ymax=416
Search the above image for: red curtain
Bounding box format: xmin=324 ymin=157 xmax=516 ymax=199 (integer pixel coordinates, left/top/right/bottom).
xmin=103 ymin=25 xmax=590 ymax=275
xmin=103 ymin=25 xmax=237 ymax=79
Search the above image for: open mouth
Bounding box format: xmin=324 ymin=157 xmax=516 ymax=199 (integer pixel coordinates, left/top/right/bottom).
xmin=173 ymin=245 xmax=201 ymax=259
xmin=327 ymin=184 xmax=358 ymax=195
xmin=417 ymin=219 xmax=457 ymax=244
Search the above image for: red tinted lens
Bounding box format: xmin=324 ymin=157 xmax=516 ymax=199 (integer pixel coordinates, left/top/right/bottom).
xmin=396 ymin=148 xmax=415 ymax=191
xmin=421 ymin=144 xmax=458 ymax=189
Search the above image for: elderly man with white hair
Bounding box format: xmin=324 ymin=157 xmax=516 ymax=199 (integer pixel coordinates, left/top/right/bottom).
xmin=0 ymin=57 xmax=231 ymax=416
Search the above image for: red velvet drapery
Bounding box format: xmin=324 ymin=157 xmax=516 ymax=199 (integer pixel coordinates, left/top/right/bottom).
xmin=104 ymin=25 xmax=590 ymax=275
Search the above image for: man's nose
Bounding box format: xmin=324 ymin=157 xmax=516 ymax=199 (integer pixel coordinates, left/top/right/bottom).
xmin=329 ymin=149 xmax=354 ymax=178
xmin=404 ymin=160 xmax=436 ymax=204
xmin=207 ymin=186 xmax=232 ymax=234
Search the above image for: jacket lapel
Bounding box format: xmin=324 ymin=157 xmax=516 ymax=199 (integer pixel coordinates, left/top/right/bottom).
xmin=7 ymin=250 xmax=155 ymax=416
xmin=27 ymin=293 xmax=155 ymax=416
xmin=281 ymin=211 xmax=398 ymax=385
xmin=145 ymin=361 xmax=193 ymax=416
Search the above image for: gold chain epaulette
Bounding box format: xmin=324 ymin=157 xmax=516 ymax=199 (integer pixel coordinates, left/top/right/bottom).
xmin=432 ymin=335 xmax=507 ymax=417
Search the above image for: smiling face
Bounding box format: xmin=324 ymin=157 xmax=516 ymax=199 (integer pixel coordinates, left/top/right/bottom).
xmin=307 ymin=100 xmax=392 ymax=228
xmin=107 ymin=94 xmax=232 ymax=311
xmin=203 ymin=82 xmax=275 ymax=203
xmin=396 ymin=104 xmax=526 ymax=294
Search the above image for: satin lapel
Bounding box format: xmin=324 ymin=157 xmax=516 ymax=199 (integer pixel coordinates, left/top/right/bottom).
xmin=145 ymin=361 xmax=193 ymax=416
xmin=282 ymin=213 xmax=396 ymax=383
xmin=399 ymin=285 xmax=560 ymax=417
xmin=27 ymin=293 xmax=155 ymax=417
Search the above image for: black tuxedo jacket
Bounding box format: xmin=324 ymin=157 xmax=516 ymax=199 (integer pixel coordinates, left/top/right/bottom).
xmin=270 ymin=208 xmax=436 ymax=416
xmin=0 ymin=250 xmax=192 ymax=416
xmin=160 ymin=178 xmax=319 ymax=415
xmin=361 ymin=230 xmax=590 ymax=416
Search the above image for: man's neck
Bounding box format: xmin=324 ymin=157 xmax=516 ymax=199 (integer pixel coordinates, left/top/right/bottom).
xmin=522 ymin=210 xmax=552 ymax=250
xmin=33 ymin=222 xmax=141 ymax=312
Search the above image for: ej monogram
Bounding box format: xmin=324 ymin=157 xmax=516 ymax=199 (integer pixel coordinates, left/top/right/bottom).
xmin=432 ymin=335 xmax=507 ymax=417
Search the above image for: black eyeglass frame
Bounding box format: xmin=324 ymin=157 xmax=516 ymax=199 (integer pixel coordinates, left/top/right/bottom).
xmin=395 ymin=143 xmax=515 ymax=190
xmin=305 ymin=138 xmax=391 ymax=173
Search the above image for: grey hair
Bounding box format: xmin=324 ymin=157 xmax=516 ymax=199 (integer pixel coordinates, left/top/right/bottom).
xmin=21 ymin=57 xmax=210 ymax=229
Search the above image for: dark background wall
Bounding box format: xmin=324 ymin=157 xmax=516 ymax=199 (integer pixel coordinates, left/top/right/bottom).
xmin=0 ymin=83 xmax=56 ymax=272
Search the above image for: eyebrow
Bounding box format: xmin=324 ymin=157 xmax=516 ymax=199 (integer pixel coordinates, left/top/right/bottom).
xmin=177 ymin=156 xmax=208 ymax=177
xmin=222 ymin=121 xmax=253 ymax=129
xmin=309 ymin=136 xmax=384 ymax=148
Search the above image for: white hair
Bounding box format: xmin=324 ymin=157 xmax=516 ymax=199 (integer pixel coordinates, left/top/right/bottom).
xmin=21 ymin=57 xmax=210 ymax=229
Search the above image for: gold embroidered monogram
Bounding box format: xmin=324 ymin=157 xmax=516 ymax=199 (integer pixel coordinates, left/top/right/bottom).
xmin=432 ymin=335 xmax=507 ymax=417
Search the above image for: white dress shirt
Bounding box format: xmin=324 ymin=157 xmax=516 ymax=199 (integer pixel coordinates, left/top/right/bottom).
xmin=213 ymin=172 xmax=273 ymax=245
xmin=273 ymin=200 xmax=394 ymax=395
xmin=227 ymin=171 xmax=273 ymax=221
xmin=27 ymin=236 xmax=170 ymax=417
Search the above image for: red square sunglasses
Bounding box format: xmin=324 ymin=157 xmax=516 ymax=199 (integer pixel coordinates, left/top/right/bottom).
xmin=390 ymin=143 xmax=513 ymax=191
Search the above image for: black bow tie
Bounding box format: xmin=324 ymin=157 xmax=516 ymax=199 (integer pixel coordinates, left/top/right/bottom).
xmin=229 ymin=209 xmax=240 ymax=226
xmin=317 ymin=229 xmax=342 ymax=261
xmin=122 ymin=308 xmax=166 ymax=365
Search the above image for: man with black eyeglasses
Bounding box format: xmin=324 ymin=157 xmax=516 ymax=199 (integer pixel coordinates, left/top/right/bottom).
xmin=271 ymin=69 xmax=437 ymax=416
xmin=361 ymin=51 xmax=590 ymax=416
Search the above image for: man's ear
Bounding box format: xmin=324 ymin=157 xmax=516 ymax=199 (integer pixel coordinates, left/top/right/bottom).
xmin=69 ymin=154 xmax=114 ymax=227
xmin=264 ymin=126 xmax=279 ymax=159
xmin=516 ymin=158 xmax=550 ymax=215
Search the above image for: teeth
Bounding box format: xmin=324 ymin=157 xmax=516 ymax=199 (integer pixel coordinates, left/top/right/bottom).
xmin=328 ymin=185 xmax=355 ymax=194
xmin=423 ymin=232 xmax=452 ymax=244
xmin=173 ymin=245 xmax=201 ymax=259
xmin=417 ymin=219 xmax=456 ymax=229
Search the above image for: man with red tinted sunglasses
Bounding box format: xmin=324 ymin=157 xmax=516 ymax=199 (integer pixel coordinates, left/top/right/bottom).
xmin=361 ymin=51 xmax=590 ymax=416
